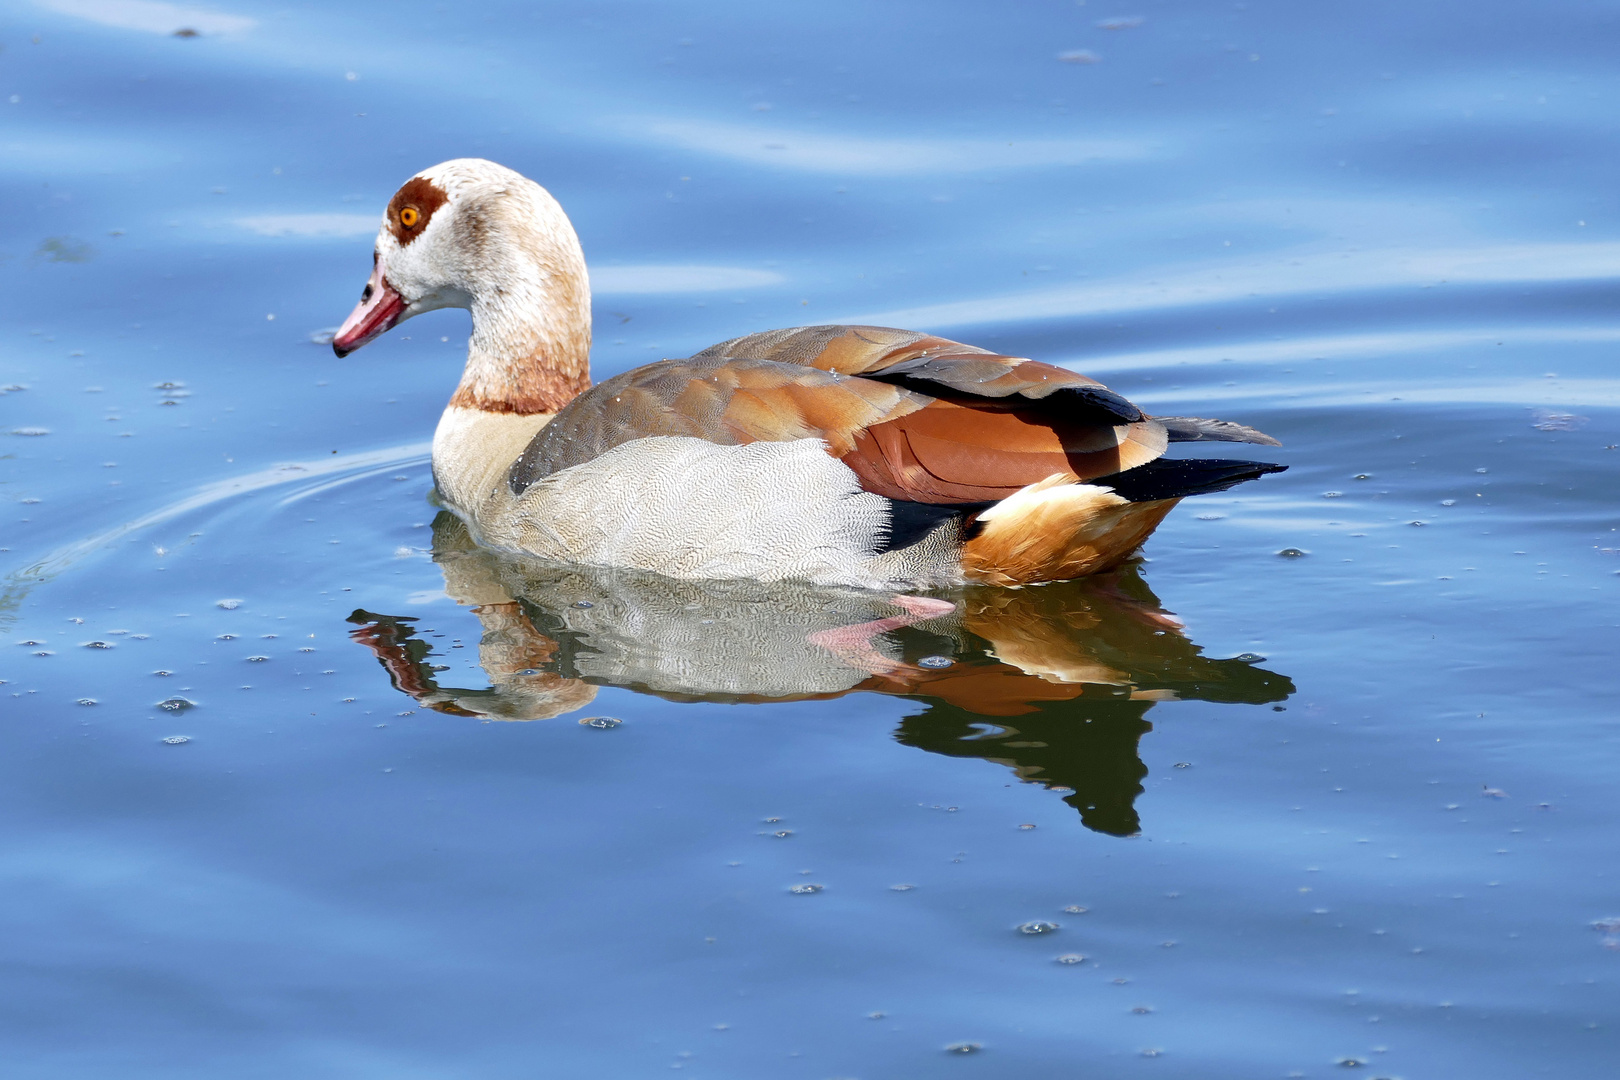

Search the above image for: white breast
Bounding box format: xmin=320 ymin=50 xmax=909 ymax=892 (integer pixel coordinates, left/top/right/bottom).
xmin=431 ymin=405 xmax=555 ymax=520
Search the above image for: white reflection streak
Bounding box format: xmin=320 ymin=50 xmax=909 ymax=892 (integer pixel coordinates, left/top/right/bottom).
xmin=1130 ymin=377 xmax=1620 ymax=409
xmin=590 ymin=265 xmax=784 ymax=294
xmin=1085 ymin=326 xmax=1620 ymax=373
xmin=854 ymin=242 xmax=1620 ymax=329
xmin=34 ymin=0 xmax=256 ymax=35
xmin=633 ymin=117 xmax=1150 ymax=174
xmin=3 ymin=443 xmax=430 ymax=595
xmin=236 ymin=213 xmax=380 ymax=238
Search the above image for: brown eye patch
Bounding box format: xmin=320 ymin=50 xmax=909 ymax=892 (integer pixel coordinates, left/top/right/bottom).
xmin=386 ymin=175 xmax=448 ymax=245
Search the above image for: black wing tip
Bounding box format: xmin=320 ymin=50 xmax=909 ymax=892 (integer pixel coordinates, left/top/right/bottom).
xmin=1097 ymin=458 xmax=1287 ymax=502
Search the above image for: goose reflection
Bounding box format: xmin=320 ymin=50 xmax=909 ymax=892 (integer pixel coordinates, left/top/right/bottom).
xmin=349 ymin=513 xmax=1292 ymax=836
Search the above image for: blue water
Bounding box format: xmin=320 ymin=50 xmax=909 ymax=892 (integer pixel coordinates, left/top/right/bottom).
xmin=3 ymin=1 xmax=1619 ymax=1076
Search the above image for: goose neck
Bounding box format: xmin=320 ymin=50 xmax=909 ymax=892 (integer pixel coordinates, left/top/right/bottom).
xmin=449 ymin=248 xmax=591 ymax=415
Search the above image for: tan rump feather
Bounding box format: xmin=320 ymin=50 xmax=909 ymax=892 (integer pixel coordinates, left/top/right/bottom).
xmin=961 ymin=477 xmax=1179 ymax=586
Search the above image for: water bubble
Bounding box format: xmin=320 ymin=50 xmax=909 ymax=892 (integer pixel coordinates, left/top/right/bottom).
xmin=152 ymin=670 xmax=172 ymax=677
xmin=1018 ymin=823 xmax=1036 ymax=830
xmin=916 ymin=655 xmax=953 ymax=669
xmin=1017 ymin=921 xmax=1060 ymax=935
xmin=1322 ymin=491 xmax=1343 ymax=498
xmin=1233 ymin=652 xmax=1266 ymax=663
xmin=157 ymin=698 xmax=195 ymax=712
xmin=1057 ymin=48 xmax=1100 ymax=63
xmin=788 ymin=883 xmax=823 ymax=895
xmin=1063 ymin=905 xmax=1088 ymax=914
xmin=77 ymin=698 xmax=96 ymax=706
xmin=1174 ymin=761 xmax=1192 ymax=769
xmin=246 ymin=656 xmax=270 ymax=663
xmin=1441 ymin=499 xmax=1456 ymax=506
xmin=1131 ymin=1005 xmax=1153 ymax=1014
xmin=82 ymin=641 xmax=113 ymax=650
xmin=770 ymin=830 xmax=794 ymax=839
xmin=572 ymin=600 xmax=594 ymax=608
xmin=866 ymin=1012 xmax=885 ymax=1020
xmin=1276 ymin=548 xmax=1307 ymax=557
xmin=889 ymin=884 xmax=915 ymax=891
xmin=1055 ymin=953 xmax=1086 ymax=964
xmin=160 ymin=736 xmax=190 ymax=745
xmin=216 ymin=633 xmax=236 ymax=640
xmin=1140 ymin=1048 xmax=1162 ymax=1058
xmin=579 ymin=716 xmax=621 ymax=729
xmin=1336 ymin=1058 xmax=1365 ymax=1068
xmin=944 ymin=1042 xmax=983 ymax=1055
xmin=215 ymin=599 xmax=242 ymax=610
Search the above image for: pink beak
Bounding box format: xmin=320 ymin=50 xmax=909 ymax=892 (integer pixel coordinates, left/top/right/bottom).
xmin=332 ymin=260 xmax=406 ymax=357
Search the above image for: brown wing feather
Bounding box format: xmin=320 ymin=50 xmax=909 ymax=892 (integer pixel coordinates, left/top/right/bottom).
xmin=508 ymin=355 xmax=929 ymax=493
xmin=693 ymin=324 xmax=1111 ymax=396
xmin=510 ymin=325 xmax=1169 ymax=507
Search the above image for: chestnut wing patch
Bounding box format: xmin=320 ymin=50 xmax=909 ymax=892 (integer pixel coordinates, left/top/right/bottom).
xmin=839 ymin=401 xmax=1166 ymax=504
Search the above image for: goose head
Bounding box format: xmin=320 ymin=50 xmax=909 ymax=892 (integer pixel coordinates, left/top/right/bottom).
xmin=333 ymin=158 xmax=593 ymax=414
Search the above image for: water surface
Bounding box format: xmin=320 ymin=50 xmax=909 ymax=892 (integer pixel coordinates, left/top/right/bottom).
xmin=2 ymin=1 xmax=1618 ymax=1076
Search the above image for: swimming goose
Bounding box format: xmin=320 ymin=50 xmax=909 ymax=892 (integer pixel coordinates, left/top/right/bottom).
xmin=332 ymin=158 xmax=1284 ymax=590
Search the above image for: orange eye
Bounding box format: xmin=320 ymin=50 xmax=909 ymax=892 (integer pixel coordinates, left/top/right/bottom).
xmin=399 ymin=207 xmax=420 ymax=228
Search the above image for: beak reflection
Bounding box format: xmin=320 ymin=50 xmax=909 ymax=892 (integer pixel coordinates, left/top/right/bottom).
xmin=349 ymin=512 xmax=1293 ymax=836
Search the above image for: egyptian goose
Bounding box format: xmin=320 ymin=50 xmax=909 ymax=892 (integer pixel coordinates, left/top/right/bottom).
xmin=332 ymin=158 xmax=1284 ymax=590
